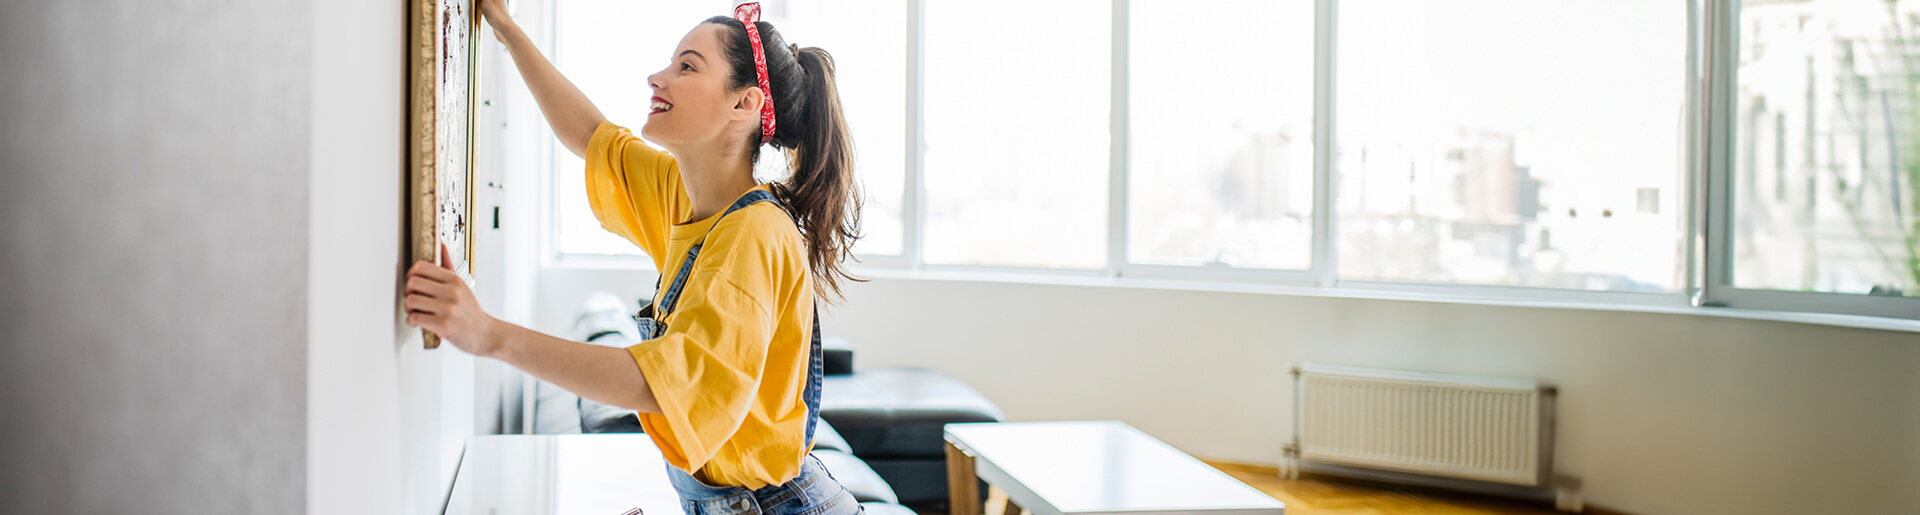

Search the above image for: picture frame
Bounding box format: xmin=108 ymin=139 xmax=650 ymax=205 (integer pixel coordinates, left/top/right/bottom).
xmin=409 ymin=0 xmax=481 ymax=349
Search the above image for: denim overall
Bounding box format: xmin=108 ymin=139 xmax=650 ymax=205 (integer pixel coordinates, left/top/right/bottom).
xmin=635 ymin=189 xmax=861 ymax=515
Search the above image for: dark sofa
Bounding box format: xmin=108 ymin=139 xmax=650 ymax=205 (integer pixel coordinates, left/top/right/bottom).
xmin=533 ymin=335 xmax=1003 ymax=514
xmin=814 ymin=339 xmax=1005 ymax=505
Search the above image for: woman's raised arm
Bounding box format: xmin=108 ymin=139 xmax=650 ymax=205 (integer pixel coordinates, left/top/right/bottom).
xmin=480 ymin=0 xmax=605 ymax=158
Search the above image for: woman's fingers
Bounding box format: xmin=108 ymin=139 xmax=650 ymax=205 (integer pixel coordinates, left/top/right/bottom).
xmin=401 ymin=244 xmax=491 ymax=349
xmin=405 ymin=292 xmax=449 ymax=333
xmin=405 ymin=293 xmax=442 ymax=315
xmin=405 ymin=286 xmax=441 ymax=302
xmin=406 ymin=275 xmax=445 ymax=300
xmin=405 ymin=258 xmax=473 ymax=310
xmin=478 ymin=0 xmax=514 ymax=32
xmin=406 ymin=309 xmax=437 ymax=325
xmin=409 ymin=260 xmax=453 ymax=284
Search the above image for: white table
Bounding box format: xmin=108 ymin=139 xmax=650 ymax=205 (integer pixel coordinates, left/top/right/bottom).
xmin=443 ymin=434 xmax=685 ymax=515
xmin=943 ymin=421 xmax=1285 ymax=515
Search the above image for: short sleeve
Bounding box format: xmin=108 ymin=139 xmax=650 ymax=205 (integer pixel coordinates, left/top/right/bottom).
xmin=584 ymin=120 xmax=688 ymax=269
xmin=628 ymin=269 xmax=778 ymax=474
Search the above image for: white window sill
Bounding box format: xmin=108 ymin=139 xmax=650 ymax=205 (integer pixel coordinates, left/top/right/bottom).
xmin=541 ymin=252 xmax=655 ymax=272
xmin=536 ymin=254 xmax=1920 ymax=334
xmin=846 ymin=266 xmax=1920 ymax=334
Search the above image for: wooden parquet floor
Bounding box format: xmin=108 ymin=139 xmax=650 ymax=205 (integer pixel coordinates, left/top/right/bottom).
xmin=906 ymin=461 xmax=1618 ymax=515
xmin=1203 ymin=461 xmax=1591 ymax=515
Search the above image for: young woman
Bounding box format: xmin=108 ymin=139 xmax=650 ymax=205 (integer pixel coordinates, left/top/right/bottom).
xmin=402 ymin=1 xmax=865 ymax=513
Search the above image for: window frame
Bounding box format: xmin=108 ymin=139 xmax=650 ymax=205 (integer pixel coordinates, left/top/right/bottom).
xmin=1696 ymin=0 xmax=1920 ymax=319
xmin=527 ymin=0 xmax=1918 ymax=326
xmin=533 ymin=0 xmax=656 ymax=272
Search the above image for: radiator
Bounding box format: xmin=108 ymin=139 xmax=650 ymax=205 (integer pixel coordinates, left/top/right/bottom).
xmin=1288 ymin=363 xmax=1553 ymax=487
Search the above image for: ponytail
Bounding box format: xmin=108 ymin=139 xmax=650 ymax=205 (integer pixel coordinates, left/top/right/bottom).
xmin=705 ymin=17 xmax=864 ymax=303
xmin=776 ymin=46 xmax=862 ymax=303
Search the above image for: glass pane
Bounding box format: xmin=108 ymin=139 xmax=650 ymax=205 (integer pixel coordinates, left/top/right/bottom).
xmin=1128 ymin=0 xmax=1315 ymax=269
xmin=551 ymin=0 xmax=905 ymax=257
xmin=1733 ymin=0 xmax=1919 ymax=297
xmin=762 ymin=0 xmax=906 ymax=256
xmin=1336 ymin=0 xmax=1687 ymax=292
xmin=923 ymin=0 xmax=1111 ymax=269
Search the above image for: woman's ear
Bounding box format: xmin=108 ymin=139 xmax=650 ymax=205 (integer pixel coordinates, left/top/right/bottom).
xmin=731 ymin=87 xmax=763 ymax=122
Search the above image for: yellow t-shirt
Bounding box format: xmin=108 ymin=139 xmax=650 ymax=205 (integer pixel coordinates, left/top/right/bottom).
xmin=584 ymin=120 xmax=816 ymax=490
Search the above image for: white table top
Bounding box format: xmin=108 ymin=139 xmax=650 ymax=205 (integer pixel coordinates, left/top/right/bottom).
xmin=443 ymin=434 xmax=685 ymax=515
xmin=944 ymin=421 xmax=1284 ymax=515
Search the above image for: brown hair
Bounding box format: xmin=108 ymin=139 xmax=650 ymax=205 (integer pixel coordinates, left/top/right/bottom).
xmin=703 ymin=16 xmax=863 ymax=303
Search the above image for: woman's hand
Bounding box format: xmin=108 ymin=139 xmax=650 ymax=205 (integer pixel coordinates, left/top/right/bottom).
xmin=403 ymin=244 xmax=660 ymax=414
xmin=477 ymin=0 xmax=605 ymax=158
xmin=478 ymin=0 xmax=517 ymax=43
xmin=405 ymin=243 xmax=501 ymax=357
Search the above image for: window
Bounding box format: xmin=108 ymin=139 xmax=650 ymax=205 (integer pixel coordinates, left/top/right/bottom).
xmin=521 ymin=0 xmax=1918 ymax=323
xmin=1127 ymin=0 xmax=1317 ymax=270
xmin=1732 ymin=0 xmax=1918 ymax=299
xmin=921 ymin=0 xmax=1111 ymax=269
xmin=1334 ymin=0 xmax=1689 ymax=292
xmin=548 ymin=0 xmax=906 ymax=258
xmin=550 ymin=0 xmax=723 ymax=257
xmin=761 ymin=0 xmax=907 ymax=256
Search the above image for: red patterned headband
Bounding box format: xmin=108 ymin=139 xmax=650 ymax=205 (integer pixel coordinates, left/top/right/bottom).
xmin=733 ymin=2 xmax=776 ymax=143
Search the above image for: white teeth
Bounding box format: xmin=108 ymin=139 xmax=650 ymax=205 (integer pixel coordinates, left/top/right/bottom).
xmin=652 ymin=101 xmax=672 ymax=112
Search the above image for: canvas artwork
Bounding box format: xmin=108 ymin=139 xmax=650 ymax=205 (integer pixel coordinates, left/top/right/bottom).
xmin=410 ymin=0 xmax=480 ymax=349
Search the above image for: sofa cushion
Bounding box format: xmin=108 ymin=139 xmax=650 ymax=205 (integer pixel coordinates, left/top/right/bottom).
xmin=823 ymin=336 xmax=856 ymax=376
xmin=812 ymin=450 xmax=899 ymax=504
xmin=809 ymin=417 xmax=853 ymax=454
xmin=579 ymin=396 xmax=644 ymax=434
xmin=532 ymin=379 xmax=583 ymax=434
xmin=572 ymin=395 xmax=860 ymax=458
xmin=867 ymin=458 xmax=983 ymax=505
xmin=819 ymin=368 xmax=1005 ymax=459
xmin=859 ymin=503 xmax=919 ymax=515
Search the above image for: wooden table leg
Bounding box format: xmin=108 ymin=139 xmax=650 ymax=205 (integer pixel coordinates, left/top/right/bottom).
xmin=946 ymin=440 xmax=980 ymax=515
xmin=986 ymin=486 xmax=1024 ymax=515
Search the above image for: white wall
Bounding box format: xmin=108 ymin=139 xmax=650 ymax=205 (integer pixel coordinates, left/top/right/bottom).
xmin=541 ymin=266 xmax=1919 ymax=515
xmin=788 ymin=277 xmax=1918 ymax=514
xmin=308 ymin=1 xmax=482 ymax=514
xmin=549 ymin=267 xmax=1920 ymax=515
xmin=0 ymin=0 xmax=310 ymax=512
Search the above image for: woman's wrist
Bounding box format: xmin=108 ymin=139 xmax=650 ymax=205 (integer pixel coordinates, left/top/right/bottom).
xmin=478 ymin=316 xmax=512 ymax=360
xmin=491 ymin=18 xmax=526 ymax=47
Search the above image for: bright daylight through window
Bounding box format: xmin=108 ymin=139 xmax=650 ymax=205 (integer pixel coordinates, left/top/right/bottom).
xmin=550 ymin=0 xmax=905 ymax=258
xmin=1335 ymin=0 xmax=1689 ymax=292
xmin=1733 ymin=0 xmax=1919 ymax=298
xmin=922 ymin=0 xmax=1111 ymax=269
xmin=527 ymin=0 xmax=1917 ymax=322
xmin=1127 ymin=0 xmax=1317 ymax=270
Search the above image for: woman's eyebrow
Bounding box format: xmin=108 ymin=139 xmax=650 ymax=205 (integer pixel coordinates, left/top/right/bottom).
xmin=678 ymin=50 xmax=706 ymax=62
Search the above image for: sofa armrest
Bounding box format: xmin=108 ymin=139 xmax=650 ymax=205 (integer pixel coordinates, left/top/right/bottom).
xmin=823 ymin=336 xmax=855 ymax=376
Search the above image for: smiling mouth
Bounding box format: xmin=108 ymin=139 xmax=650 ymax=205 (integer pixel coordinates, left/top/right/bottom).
xmin=650 ymin=98 xmax=673 ymax=114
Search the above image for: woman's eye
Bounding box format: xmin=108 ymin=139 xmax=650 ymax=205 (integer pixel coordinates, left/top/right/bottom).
xmin=681 ymin=62 xmax=693 ymax=71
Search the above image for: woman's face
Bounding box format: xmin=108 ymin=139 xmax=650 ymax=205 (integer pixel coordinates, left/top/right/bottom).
xmin=641 ymin=23 xmax=758 ymax=154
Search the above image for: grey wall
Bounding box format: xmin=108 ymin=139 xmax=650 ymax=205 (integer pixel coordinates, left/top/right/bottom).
xmin=0 ymin=0 xmax=310 ymax=513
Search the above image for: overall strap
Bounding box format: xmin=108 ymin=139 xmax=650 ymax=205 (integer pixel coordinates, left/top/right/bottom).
xmin=802 ymin=303 xmax=823 ymax=449
xmin=643 ymin=187 xmax=823 ymax=453
xmin=653 ymin=189 xmax=778 ymax=320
